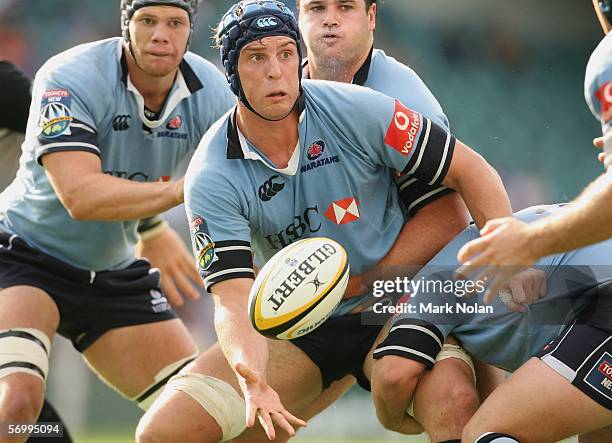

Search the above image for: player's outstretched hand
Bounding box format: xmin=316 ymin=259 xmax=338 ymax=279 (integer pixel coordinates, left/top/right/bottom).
xmin=137 ymin=225 xmax=203 ymax=306
xmin=456 ymin=217 xmax=540 ymax=303
xmin=235 ymin=362 xmax=306 ymax=440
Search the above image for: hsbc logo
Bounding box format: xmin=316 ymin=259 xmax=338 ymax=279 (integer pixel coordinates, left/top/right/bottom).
xmin=325 ymin=197 xmax=360 ymax=225
xmin=256 ymin=16 xmax=278 ymax=28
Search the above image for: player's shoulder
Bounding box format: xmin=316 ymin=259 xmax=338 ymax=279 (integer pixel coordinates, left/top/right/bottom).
xmin=587 ymin=32 xmax=612 ymax=77
xmin=182 ymin=52 xmax=234 ymax=107
xmin=182 ymin=52 xmax=227 ymax=87
xmin=35 ymin=38 xmax=120 ymax=91
xmin=186 ymin=110 xmax=236 ymax=182
xmin=302 ymin=78 xmax=390 ymax=110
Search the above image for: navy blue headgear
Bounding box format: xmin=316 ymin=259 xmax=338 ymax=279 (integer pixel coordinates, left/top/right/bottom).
xmin=600 ymin=0 xmax=612 ymax=22
xmin=217 ymin=0 xmax=302 ymax=116
xmin=121 ymin=0 xmax=200 ymax=48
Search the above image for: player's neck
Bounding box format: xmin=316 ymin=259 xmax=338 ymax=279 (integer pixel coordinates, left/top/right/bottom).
xmin=308 ymin=43 xmax=373 ymax=84
xmin=125 ymin=49 xmax=177 ymax=112
xmin=236 ymin=103 xmax=299 ymax=169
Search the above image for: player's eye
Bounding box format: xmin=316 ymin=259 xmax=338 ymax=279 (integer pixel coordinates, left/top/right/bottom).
xmin=141 ymin=17 xmax=155 ymax=25
xmin=169 ymin=19 xmax=184 ymax=27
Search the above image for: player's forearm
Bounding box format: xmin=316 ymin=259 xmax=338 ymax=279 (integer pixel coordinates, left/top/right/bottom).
xmin=212 ymin=292 xmax=269 ymax=383
xmin=447 ymin=149 xmax=512 ymax=229
xmin=527 ymin=172 xmax=612 ymax=256
xmin=61 ymin=173 xmax=182 ymax=221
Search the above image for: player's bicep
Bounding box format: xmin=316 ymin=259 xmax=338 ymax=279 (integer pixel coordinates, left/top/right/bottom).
xmin=42 ymin=150 xmax=103 ymax=210
xmin=185 ymin=185 xmax=254 ymax=292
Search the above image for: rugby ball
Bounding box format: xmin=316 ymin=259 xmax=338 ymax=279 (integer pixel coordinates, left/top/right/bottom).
xmin=248 ymin=237 xmax=350 ymax=340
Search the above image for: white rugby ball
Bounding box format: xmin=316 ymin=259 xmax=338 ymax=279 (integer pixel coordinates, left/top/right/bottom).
xmin=248 ymin=237 xmax=350 ymax=340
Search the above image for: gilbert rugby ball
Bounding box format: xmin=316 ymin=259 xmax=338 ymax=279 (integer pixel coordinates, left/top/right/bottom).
xmin=248 ymin=237 xmax=349 ymax=340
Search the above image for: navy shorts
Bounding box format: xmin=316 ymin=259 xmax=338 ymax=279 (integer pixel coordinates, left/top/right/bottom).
xmin=0 ymin=232 xmax=177 ymax=352
xmin=536 ymin=282 xmax=612 ymax=410
xmin=291 ymin=313 xmax=383 ymax=390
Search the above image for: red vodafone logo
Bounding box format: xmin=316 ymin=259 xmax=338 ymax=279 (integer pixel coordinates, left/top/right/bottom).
xmin=384 ymin=100 xmax=421 ymax=157
xmin=596 ymin=82 xmax=612 ymax=123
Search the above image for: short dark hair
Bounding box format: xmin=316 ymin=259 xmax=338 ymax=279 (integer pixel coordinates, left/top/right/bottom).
xmin=295 ymin=0 xmax=378 ymax=12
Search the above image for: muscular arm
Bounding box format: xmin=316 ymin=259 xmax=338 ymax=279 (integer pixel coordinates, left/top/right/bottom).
xmin=209 ymin=278 xmax=268 ymax=384
xmin=526 ymin=171 xmax=612 ymax=255
xmin=42 ymin=151 xmax=182 ymax=221
xmin=346 ymin=192 xmax=470 ymax=296
xmin=443 ymin=140 xmax=512 ymax=229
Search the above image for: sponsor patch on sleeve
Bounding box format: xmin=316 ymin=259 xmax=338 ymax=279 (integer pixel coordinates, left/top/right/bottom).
xmin=189 ymin=215 xmax=218 ymax=271
xmin=384 ymin=100 xmax=422 ymax=157
xmin=595 ymin=82 xmax=612 ymax=123
xmin=583 ymin=352 xmax=612 ymax=401
xmin=38 ymin=89 xmax=73 ymax=139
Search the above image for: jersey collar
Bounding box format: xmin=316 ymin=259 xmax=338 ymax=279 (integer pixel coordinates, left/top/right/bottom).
xmin=118 ymin=44 xmax=203 ymax=129
xmin=301 ymin=46 xmax=374 ymax=86
xmin=226 ymin=99 xmax=306 ymax=176
xmin=226 ymin=96 xmax=306 ymax=160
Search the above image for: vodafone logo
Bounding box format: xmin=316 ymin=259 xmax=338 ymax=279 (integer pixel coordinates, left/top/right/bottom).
xmin=257 ymin=17 xmax=278 ymax=28
xmin=394 ymin=111 xmax=411 ymax=131
xmin=384 ymin=100 xmax=422 ymax=157
xmin=596 ymin=82 xmax=612 ymax=123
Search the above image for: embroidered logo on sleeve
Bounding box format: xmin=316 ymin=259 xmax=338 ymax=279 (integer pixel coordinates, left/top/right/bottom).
xmin=38 ymin=89 xmax=73 ymax=138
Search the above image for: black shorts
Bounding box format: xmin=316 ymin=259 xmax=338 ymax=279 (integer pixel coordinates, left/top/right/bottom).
xmin=290 ymin=313 xmax=382 ymax=391
xmin=536 ymin=283 xmax=612 ymax=410
xmin=0 ymin=233 xmax=177 ymax=352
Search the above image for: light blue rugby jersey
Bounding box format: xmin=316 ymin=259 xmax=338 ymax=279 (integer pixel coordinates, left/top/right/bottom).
xmin=304 ymin=48 xmax=453 ymax=215
xmin=0 ymin=37 xmax=234 ymax=271
xmin=585 ymin=32 xmax=612 ymax=133
xmin=185 ymin=79 xmax=456 ymax=316
xmin=378 ymin=205 xmax=612 ymax=372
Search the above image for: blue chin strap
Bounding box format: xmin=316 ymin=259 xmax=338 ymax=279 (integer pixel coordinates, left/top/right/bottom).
xmin=217 ymin=1 xmax=303 ymax=121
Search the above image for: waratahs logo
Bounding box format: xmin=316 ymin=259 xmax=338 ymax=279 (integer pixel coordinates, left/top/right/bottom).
xmin=256 ymin=16 xmax=278 ymax=28
xmin=307 ymin=140 xmax=325 ymax=160
xmin=166 ymin=115 xmax=182 ymax=130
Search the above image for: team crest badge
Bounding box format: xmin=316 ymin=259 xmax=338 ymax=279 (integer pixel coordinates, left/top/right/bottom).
xmin=307 ymin=140 xmax=325 ymax=160
xmin=166 ymin=115 xmax=182 ymax=130
xmin=38 ymin=90 xmax=73 ymax=138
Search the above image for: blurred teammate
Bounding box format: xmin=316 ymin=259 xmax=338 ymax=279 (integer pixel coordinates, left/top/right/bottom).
xmin=136 ymin=2 xmax=512 ymax=442
xmin=370 ymin=204 xmax=612 ymax=443
xmin=456 ymin=0 xmax=612 ymax=305
xmin=0 ymin=60 xmax=30 ymax=191
xmin=296 ymin=1 xmax=504 ymax=440
xmin=0 ymin=1 xmax=234 ymax=441
xmin=0 ymin=60 xmax=74 ymax=443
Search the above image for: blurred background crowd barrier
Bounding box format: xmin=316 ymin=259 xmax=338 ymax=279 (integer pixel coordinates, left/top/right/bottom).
xmin=0 ymin=0 xmax=601 ymax=440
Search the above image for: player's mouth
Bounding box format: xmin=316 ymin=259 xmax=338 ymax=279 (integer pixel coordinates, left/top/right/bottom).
xmin=267 ymin=91 xmax=287 ymax=99
xmin=321 ymin=33 xmax=341 ymax=43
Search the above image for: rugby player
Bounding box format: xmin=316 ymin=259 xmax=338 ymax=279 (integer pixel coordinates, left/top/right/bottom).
xmin=136 ymin=1 xmax=513 ymax=442
xmin=370 ymin=204 xmax=612 ymax=443
xmin=0 ymin=1 xmax=234 ymax=441
xmin=296 ymin=1 xmax=505 ymax=440
xmin=455 ymin=0 xmax=612 ymax=308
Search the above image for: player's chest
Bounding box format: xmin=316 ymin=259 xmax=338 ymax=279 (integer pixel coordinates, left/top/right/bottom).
xmin=97 ymin=100 xmax=194 ymax=182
